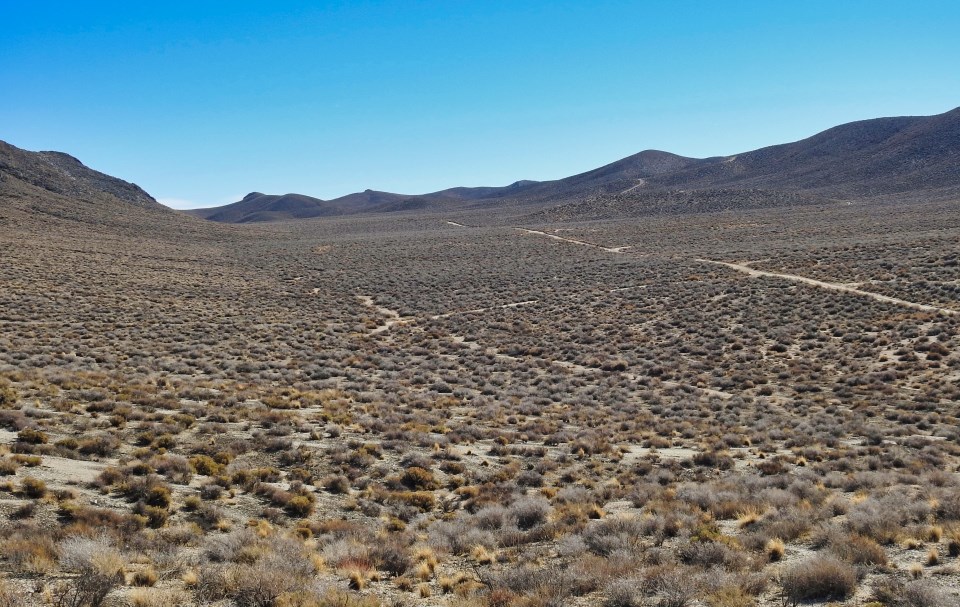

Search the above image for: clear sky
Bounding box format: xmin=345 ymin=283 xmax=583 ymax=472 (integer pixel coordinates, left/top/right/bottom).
xmin=2 ymin=1 xmax=959 ymax=209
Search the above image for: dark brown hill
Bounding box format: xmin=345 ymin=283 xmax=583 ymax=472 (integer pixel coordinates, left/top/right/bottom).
xmin=648 ymin=107 xmax=960 ymax=198
xmin=7 ymin=106 xmax=957 ymax=227
xmin=189 ymin=107 xmax=960 ymax=223
xmin=186 ymin=192 xmax=336 ymax=223
xmin=0 ymin=140 xmax=214 ymax=238
xmin=187 ymin=189 xmax=444 ymax=223
xmin=189 ymin=149 xmax=697 ymax=222
xmin=0 ymin=140 xmax=159 ymax=208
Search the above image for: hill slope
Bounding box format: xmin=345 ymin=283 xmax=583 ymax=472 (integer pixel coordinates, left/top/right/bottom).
xmin=189 ymin=149 xmax=699 ymax=222
xmin=0 ymin=140 xmax=208 ymax=236
xmin=187 ymin=192 xmax=336 ymax=223
xmin=188 ymin=106 xmax=960 ymax=223
xmin=649 ymin=107 xmax=960 ymax=197
xmin=0 ymin=141 xmax=159 ymax=209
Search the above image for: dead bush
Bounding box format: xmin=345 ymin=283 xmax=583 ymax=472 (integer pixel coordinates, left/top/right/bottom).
xmin=54 ymin=536 xmax=126 ymax=607
xmin=780 ymin=555 xmax=857 ymax=604
xmin=0 ymin=578 xmax=26 ymax=607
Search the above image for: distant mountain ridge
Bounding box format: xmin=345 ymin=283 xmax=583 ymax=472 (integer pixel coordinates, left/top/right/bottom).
xmin=186 ymin=149 xmax=704 ymax=222
xmin=188 ymin=106 xmax=960 ymax=223
xmin=4 ymin=106 xmax=958 ymax=225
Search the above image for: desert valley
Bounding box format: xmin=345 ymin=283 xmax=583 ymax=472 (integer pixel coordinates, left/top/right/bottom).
xmin=1 ymin=107 xmax=959 ymax=607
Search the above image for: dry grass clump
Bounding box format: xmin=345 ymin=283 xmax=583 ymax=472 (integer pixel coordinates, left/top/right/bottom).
xmin=830 ymin=533 xmax=888 ymax=566
xmin=131 ymin=565 xmax=159 ymax=587
xmin=1 ymin=529 xmax=58 ymax=574
xmin=0 ymin=578 xmax=26 ymax=607
xmin=872 ymin=578 xmax=953 ymax=607
xmin=195 ymin=532 xmax=319 ymax=605
xmin=53 ymin=536 xmax=126 ymax=607
xmin=0 ymin=458 xmax=18 ymax=476
xmin=19 ymin=476 xmax=46 ymax=498
xmin=764 ymin=538 xmax=785 ymax=562
xmin=127 ymin=588 xmax=191 ymax=607
xmin=780 ymin=555 xmax=857 ymax=604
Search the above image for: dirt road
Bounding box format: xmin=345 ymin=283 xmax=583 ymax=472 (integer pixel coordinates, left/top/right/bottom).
xmin=698 ymin=259 xmax=957 ymax=315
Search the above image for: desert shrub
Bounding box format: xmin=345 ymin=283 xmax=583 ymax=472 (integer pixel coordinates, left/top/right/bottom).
xmin=204 ymin=528 xmax=259 ymax=563
xmin=200 ymin=483 xmax=224 ymax=501
xmin=131 ymin=566 xmax=158 ymax=587
xmin=605 ymin=576 xmax=644 ymax=607
xmin=322 ymin=474 xmax=350 ymax=494
xmin=582 ymin=517 xmax=646 ymax=556
xmin=0 ymin=578 xmax=26 ymax=607
xmin=872 ymin=578 xmax=952 ymax=607
xmin=369 ymin=538 xmax=413 ymax=577
xmin=380 ymin=490 xmax=435 ymax=513
xmin=780 ymin=555 xmax=857 ymax=604
xmin=59 ymin=503 xmax=145 ymax=537
xmin=151 ymin=454 xmax=192 ymax=483
xmin=693 ymin=450 xmax=734 ymax=470
xmin=55 ymin=536 xmax=126 ymax=607
xmin=948 ymin=535 xmax=960 ymax=557
xmin=486 ymin=564 xmax=574 ymax=603
xmin=190 ymin=455 xmax=224 ymax=476
xmin=676 ymin=539 xmax=747 ymax=570
xmin=830 ymin=533 xmax=888 ymax=566
xmin=703 ymin=585 xmax=756 ymax=607
xmin=232 ymin=466 xmax=281 ymax=488
xmin=428 ymin=520 xmax=496 ymax=555
xmin=510 ymin=495 xmax=551 ymax=530
xmin=94 ymin=466 xmax=128 ymax=488
xmin=515 ymin=469 xmax=544 ymax=487
xmin=12 ymin=500 xmax=36 ymax=520
xmin=127 ymin=588 xmax=191 ymax=607
xmin=286 ymin=494 xmax=315 ymax=517
xmin=13 ymin=454 xmax=42 ymax=467
xmin=276 ymin=589 xmax=382 ymax=607
xmin=934 ymin=489 xmax=960 ymax=522
xmin=847 ymin=495 xmax=917 ymax=544
xmin=144 ymin=484 xmax=172 ymax=508
xmin=228 ymin=537 xmax=318 ymax=607
xmin=322 ymin=537 xmax=373 ymax=572
xmin=2 ymin=531 xmax=58 ymax=574
xmin=132 ymin=503 xmax=168 ymax=528
xmin=399 ymin=466 xmax=439 ymax=490
xmin=17 ymin=427 xmax=48 ymax=445
xmin=20 ymin=476 xmax=46 ymax=498
xmin=0 ymin=458 xmax=19 ymax=476
xmin=647 ymin=568 xmax=696 ymax=607
xmin=77 ymin=434 xmax=120 ymax=457
xmin=0 ymin=383 xmax=17 ymax=407
xmin=192 ymin=564 xmax=231 ymax=604
xmin=895 ymin=581 xmax=952 ymax=607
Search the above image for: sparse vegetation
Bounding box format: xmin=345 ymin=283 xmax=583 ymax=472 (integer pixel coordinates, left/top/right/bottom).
xmin=0 ymin=148 xmax=959 ymax=605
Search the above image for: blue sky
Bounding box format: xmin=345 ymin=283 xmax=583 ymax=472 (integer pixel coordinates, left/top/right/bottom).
xmin=2 ymin=1 xmax=959 ymax=209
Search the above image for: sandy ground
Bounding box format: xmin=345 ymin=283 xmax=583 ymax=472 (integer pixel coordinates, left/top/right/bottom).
xmin=0 ymin=429 xmax=108 ymax=486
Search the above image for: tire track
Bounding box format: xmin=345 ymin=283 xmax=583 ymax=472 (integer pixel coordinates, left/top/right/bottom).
xmin=698 ymin=259 xmax=957 ymax=315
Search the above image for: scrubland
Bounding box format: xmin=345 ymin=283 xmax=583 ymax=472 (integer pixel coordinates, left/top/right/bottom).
xmin=0 ymin=197 xmax=958 ymax=606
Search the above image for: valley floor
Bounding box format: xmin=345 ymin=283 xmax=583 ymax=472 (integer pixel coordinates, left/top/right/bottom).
xmin=0 ymin=197 xmax=959 ymax=606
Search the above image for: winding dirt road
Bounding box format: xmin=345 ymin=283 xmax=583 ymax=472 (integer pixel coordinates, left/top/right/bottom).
xmin=513 ymin=227 xmax=628 ymax=253
xmin=698 ymin=259 xmax=957 ymax=316
xmin=619 ymin=179 xmax=646 ymax=195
